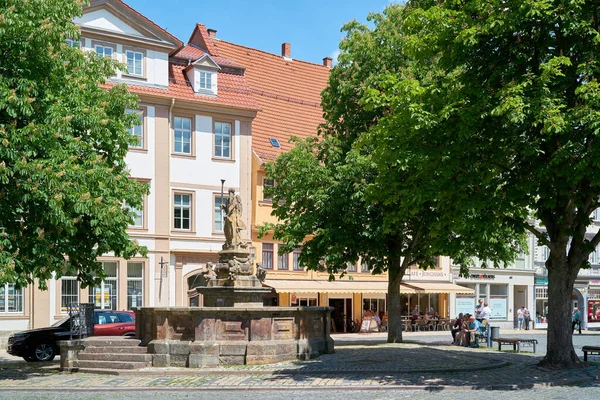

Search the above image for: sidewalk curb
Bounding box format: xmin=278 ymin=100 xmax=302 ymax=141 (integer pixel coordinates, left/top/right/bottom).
xmin=0 ymin=375 xmax=595 ymax=392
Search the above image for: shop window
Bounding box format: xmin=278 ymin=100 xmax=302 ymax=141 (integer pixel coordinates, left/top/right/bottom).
xmin=291 ymin=296 xmax=317 ymax=306
xmin=88 ymin=262 xmax=118 ymax=310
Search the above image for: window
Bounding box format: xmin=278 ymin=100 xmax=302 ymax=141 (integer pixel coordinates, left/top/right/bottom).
xmin=174 ymin=117 xmax=192 ymax=155
xmin=347 ymin=262 xmax=357 ymax=272
xmin=128 ymin=203 xmax=143 ymax=228
xmin=361 ymin=260 xmax=369 ymax=273
xmin=214 ymin=122 xmax=231 ymax=158
xmin=278 ymin=246 xmax=289 ymax=270
xmin=363 ymin=298 xmax=386 ymax=314
xmin=291 ymin=297 xmax=317 ymax=306
xmin=60 ymin=277 xmax=79 ymax=313
xmin=199 ymin=71 xmax=212 ymax=90
xmin=0 ymin=284 xmax=23 ymax=313
xmin=95 ymin=44 xmax=113 ymax=58
xmin=89 ymin=262 xmax=118 ymax=310
xmin=126 ymin=109 xmax=143 ymax=148
xmin=293 ymin=247 xmax=303 ymax=271
xmin=66 ymin=38 xmax=81 ymax=48
xmin=127 ymin=262 xmax=143 ymax=310
xmin=490 ymin=284 xmax=507 ymax=296
xmin=126 ymin=50 xmax=143 ymax=76
xmin=263 ymin=178 xmax=274 ymax=202
xmin=262 ymin=243 xmax=274 ymax=270
xmin=174 ymin=194 xmax=191 ymax=230
xmin=214 ymin=196 xmax=225 ymax=232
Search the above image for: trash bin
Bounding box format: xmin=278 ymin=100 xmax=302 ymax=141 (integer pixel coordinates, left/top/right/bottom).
xmin=491 ymin=326 xmax=500 ymax=340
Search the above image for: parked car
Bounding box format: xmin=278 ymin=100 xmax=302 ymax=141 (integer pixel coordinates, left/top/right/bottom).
xmin=7 ymin=310 xmax=136 ymax=362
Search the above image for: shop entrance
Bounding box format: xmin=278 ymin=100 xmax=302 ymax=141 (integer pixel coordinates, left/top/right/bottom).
xmin=329 ymin=298 xmax=352 ymax=333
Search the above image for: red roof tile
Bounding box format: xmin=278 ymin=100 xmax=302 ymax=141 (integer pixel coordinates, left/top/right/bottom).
xmin=211 ymin=40 xmax=330 ymax=162
xmin=105 ymin=64 xmax=260 ymax=111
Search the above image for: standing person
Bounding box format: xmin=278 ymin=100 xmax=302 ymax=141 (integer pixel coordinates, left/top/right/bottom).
xmin=411 ymin=305 xmax=420 ymax=321
xmin=480 ymin=302 xmax=492 ymax=327
xmin=523 ymin=307 xmax=531 ymax=330
xmin=517 ymin=306 xmax=525 ymax=330
xmin=474 ymin=299 xmax=484 ymax=322
xmin=572 ymin=307 xmax=582 ymax=335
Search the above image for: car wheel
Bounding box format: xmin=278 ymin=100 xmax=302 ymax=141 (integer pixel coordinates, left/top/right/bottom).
xmin=32 ymin=342 xmax=56 ymax=362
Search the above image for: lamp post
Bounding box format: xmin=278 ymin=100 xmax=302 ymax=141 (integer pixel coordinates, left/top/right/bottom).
xmin=220 ymin=179 xmax=225 ymax=231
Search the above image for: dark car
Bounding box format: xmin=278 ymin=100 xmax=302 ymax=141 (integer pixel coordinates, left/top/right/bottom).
xmin=7 ymin=310 xmax=136 ymax=362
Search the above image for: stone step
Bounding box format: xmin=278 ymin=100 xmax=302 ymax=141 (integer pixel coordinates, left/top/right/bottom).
xmin=83 ymin=337 xmax=142 ymax=347
xmin=78 ymin=353 xmax=152 ymax=363
xmin=73 ymin=360 xmax=150 ymax=370
xmin=83 ymin=346 xmax=148 ymax=354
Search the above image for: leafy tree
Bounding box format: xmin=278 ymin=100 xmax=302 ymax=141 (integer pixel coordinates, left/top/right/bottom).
xmin=262 ymin=5 xmax=522 ymax=342
xmin=357 ymin=0 xmax=600 ymax=368
xmin=0 ymin=0 xmax=147 ymax=289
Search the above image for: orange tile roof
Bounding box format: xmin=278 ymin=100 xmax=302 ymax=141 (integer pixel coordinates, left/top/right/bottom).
xmin=106 ymin=63 xmax=260 ymax=111
xmin=210 ymin=40 xmax=330 ymax=162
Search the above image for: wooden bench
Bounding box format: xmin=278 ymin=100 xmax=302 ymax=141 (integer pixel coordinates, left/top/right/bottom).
xmin=492 ymin=337 xmax=538 ymax=353
xmin=582 ymin=346 xmax=600 ymax=361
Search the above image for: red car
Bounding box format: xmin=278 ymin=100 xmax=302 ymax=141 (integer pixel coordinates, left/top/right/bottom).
xmin=93 ymin=310 xmax=136 ymax=336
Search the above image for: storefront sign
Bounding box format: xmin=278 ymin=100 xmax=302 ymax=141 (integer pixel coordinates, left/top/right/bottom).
xmin=456 ymin=297 xmax=475 ymax=316
xmin=469 ymin=274 xmax=495 ymax=280
xmin=404 ymin=268 xmax=449 ymax=281
xmin=489 ymin=298 xmax=507 ymax=320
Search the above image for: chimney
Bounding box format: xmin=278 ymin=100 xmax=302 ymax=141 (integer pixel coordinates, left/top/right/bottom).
xmin=207 ymin=28 xmax=217 ymax=38
xmin=281 ymin=42 xmax=291 ymax=58
xmin=323 ymin=57 xmax=333 ymax=68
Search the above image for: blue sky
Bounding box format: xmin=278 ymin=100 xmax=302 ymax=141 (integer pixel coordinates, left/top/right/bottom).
xmin=124 ymin=0 xmax=392 ymax=65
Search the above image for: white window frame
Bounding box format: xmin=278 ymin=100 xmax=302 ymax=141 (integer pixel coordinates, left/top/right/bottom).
xmin=0 ymin=283 xmax=24 ymax=313
xmin=95 ymin=44 xmax=113 ymax=59
xmin=214 ymin=122 xmax=232 ymax=159
xmin=127 ymin=262 xmax=144 ymax=310
xmin=199 ymin=71 xmax=212 ymax=90
xmin=214 ymin=195 xmax=225 ymax=233
xmin=60 ymin=277 xmax=79 ymax=313
xmin=126 ymin=109 xmax=144 ymax=148
xmin=174 ymin=193 xmax=192 ymax=230
xmin=89 ymin=262 xmax=118 ymax=310
xmin=174 ymin=117 xmax=192 ymax=155
xmin=66 ymin=38 xmax=81 ymax=48
xmin=126 ymin=50 xmax=144 ymax=76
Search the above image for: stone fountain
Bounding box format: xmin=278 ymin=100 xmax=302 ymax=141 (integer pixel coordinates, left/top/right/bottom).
xmin=132 ymin=189 xmax=334 ymax=367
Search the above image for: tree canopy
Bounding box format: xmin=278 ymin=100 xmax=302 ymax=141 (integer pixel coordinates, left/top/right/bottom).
xmin=0 ymin=0 xmax=147 ymax=289
xmin=262 ymin=4 xmax=523 ymax=342
xmin=350 ymin=0 xmax=600 ymax=367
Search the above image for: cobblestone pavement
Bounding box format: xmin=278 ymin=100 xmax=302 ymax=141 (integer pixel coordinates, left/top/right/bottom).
xmin=0 ymin=330 xmax=598 ymax=396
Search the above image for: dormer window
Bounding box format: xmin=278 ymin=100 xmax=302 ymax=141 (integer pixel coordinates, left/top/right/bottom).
xmin=126 ymin=50 xmax=143 ymax=76
xmin=199 ymin=71 xmax=212 ymax=90
xmin=184 ymin=54 xmax=221 ymax=96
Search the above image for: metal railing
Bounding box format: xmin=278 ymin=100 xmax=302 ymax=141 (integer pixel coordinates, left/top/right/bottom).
xmin=68 ymin=303 xmax=95 ymax=339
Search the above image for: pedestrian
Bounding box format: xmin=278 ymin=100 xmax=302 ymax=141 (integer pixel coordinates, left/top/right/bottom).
xmin=475 ymin=299 xmax=484 ymax=322
xmin=523 ymin=307 xmax=531 ymax=330
xmin=517 ymin=306 xmax=525 ymax=330
xmin=572 ymin=307 xmax=582 ymax=335
xmin=480 ymin=302 xmax=492 ymax=328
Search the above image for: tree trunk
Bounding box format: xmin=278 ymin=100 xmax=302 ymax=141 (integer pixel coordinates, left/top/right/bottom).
xmin=387 ymin=261 xmax=404 ymax=343
xmin=540 ymin=255 xmax=581 ymax=368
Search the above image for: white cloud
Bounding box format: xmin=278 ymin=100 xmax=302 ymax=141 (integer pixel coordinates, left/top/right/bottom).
xmin=330 ymin=49 xmax=341 ymax=66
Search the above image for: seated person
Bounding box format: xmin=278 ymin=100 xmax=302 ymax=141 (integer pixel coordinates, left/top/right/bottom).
xmin=451 ymin=313 xmax=464 ymax=342
xmin=464 ymin=315 xmax=482 ymax=347
xmin=454 ymin=314 xmax=469 ymax=346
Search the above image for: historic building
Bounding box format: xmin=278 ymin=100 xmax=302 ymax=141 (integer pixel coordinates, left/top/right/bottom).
xmin=1 ymin=0 xmax=259 ymax=331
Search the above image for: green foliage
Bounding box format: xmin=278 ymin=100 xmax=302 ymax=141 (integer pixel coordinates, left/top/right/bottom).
xmin=262 ymin=4 xmax=524 ymax=282
xmin=0 ymin=0 xmax=147 ymax=289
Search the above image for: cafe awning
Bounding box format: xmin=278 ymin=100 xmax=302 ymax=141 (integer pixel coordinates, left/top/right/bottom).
xmin=263 ymin=279 xmax=417 ymax=294
xmin=401 ymin=282 xmax=474 ymax=294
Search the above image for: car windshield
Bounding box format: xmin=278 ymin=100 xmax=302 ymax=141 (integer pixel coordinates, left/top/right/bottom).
xmin=51 ymin=316 xmax=71 ymax=327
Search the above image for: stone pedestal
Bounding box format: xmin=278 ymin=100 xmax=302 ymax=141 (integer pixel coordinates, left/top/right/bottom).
xmin=197 ymin=286 xmax=273 ymax=308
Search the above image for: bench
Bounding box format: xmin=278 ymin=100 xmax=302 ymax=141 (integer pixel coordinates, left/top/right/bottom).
xmin=582 ymin=346 xmax=600 ymax=361
xmin=475 ymin=325 xmax=493 ymax=347
xmin=492 ymin=337 xmax=538 ymax=353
